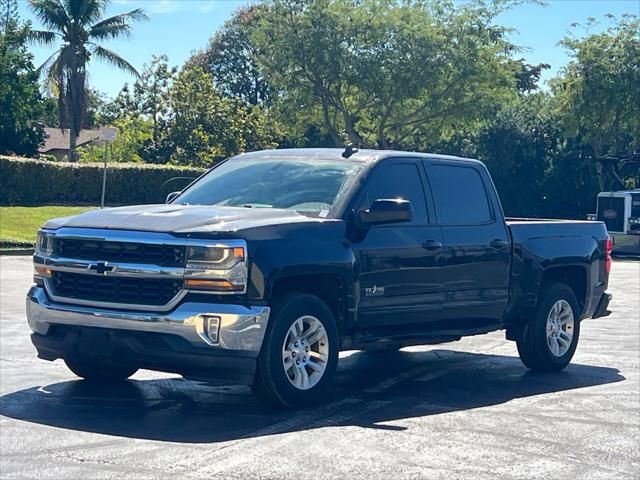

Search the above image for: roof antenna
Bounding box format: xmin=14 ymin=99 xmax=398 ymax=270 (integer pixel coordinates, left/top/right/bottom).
xmin=342 ymin=143 xmax=359 ymax=159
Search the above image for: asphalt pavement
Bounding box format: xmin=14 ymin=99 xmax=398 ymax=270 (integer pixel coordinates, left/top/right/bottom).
xmin=0 ymin=256 xmax=638 ymax=479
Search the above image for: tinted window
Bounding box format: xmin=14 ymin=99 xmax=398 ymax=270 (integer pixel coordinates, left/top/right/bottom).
xmin=429 ymin=165 xmax=492 ymax=225
xmin=360 ymin=163 xmax=428 ymax=225
xmin=632 ymin=194 xmax=640 ymax=217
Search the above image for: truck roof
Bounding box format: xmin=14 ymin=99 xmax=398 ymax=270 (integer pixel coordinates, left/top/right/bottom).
xmin=235 ymin=148 xmax=483 ymax=166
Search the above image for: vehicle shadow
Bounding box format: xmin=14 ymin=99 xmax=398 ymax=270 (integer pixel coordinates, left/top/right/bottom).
xmin=0 ymin=349 xmax=624 ymax=443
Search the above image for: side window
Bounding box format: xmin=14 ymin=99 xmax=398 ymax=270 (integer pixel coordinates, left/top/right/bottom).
xmin=429 ymin=165 xmax=492 ymax=225
xmin=632 ymin=194 xmax=640 ymax=217
xmin=359 ymin=162 xmax=428 ymax=225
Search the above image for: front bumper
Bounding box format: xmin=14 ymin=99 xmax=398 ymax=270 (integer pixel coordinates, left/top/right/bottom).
xmin=26 ymin=286 xmax=270 ymax=384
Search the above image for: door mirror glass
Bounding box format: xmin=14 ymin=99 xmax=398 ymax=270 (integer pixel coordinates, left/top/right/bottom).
xmin=166 ymin=191 xmax=181 ymax=204
xmin=357 ymin=199 xmax=413 ymax=227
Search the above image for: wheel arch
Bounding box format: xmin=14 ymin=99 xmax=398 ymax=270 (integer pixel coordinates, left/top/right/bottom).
xmin=506 ymin=264 xmax=588 ymax=342
xmin=541 ymin=266 xmax=587 ymax=317
xmin=267 ymin=272 xmax=352 ymax=338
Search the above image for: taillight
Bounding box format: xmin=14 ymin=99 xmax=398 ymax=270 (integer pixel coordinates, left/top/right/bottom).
xmin=605 ymin=237 xmax=613 ymax=273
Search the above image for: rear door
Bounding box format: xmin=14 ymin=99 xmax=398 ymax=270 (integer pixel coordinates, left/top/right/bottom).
xmin=353 ymin=159 xmax=445 ymax=327
xmin=424 ymin=162 xmax=511 ymax=323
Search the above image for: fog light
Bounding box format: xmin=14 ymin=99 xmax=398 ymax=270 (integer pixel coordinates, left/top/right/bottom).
xmin=197 ymin=315 xmax=221 ymax=345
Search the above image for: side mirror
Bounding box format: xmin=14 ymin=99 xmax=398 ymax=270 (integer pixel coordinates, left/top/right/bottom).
xmin=356 ymin=199 xmax=413 ymax=227
xmin=166 ymin=191 xmax=181 ymax=204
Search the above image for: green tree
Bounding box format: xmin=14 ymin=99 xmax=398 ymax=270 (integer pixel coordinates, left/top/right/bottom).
xmin=0 ymin=0 xmax=18 ymax=30
xmin=99 ymin=55 xmax=177 ymax=163
xmin=552 ymin=14 xmax=640 ymax=190
xmin=251 ymin=0 xmax=522 ymax=149
xmin=27 ymin=0 xmax=148 ymax=160
xmin=132 ymin=55 xmax=176 ymax=161
xmin=41 ymin=88 xmax=110 ymax=129
xmin=78 ymin=114 xmax=152 ymax=163
xmin=188 ymin=5 xmax=270 ymax=106
xmin=96 ymin=84 xmax=136 ymax=125
xmin=168 ymin=66 xmax=278 ymax=166
xmin=511 ymin=60 xmax=550 ymax=94
xmin=0 ymin=12 xmax=45 ymax=156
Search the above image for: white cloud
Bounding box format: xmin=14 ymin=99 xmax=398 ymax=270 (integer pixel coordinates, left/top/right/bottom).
xmin=122 ymin=1 xmax=222 ymax=16
xmin=199 ymin=2 xmax=217 ymax=13
xmin=148 ymin=0 xmax=181 ymax=14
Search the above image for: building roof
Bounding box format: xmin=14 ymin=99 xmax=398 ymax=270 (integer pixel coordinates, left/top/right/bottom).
xmin=39 ymin=128 xmax=102 ymax=153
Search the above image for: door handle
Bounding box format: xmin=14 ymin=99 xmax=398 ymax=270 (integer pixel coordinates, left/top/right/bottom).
xmin=422 ymin=240 xmax=443 ymax=250
xmin=490 ymin=239 xmax=509 ymax=250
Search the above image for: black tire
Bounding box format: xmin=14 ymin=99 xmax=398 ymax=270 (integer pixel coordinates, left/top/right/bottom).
xmin=517 ymin=282 xmax=581 ymax=372
xmin=253 ymin=293 xmax=339 ymax=408
xmin=64 ymin=357 xmax=138 ymax=381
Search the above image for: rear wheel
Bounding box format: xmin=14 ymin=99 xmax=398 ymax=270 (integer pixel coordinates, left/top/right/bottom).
xmin=65 ymin=357 xmax=138 ymax=381
xmin=253 ymin=293 xmax=339 ymax=408
xmin=517 ymin=282 xmax=581 ymax=372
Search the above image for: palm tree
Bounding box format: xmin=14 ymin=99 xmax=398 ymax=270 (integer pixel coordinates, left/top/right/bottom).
xmin=28 ymin=0 xmax=147 ymax=160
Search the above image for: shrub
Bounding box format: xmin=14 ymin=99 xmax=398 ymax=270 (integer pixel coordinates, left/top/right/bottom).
xmin=0 ymin=156 xmax=207 ymax=205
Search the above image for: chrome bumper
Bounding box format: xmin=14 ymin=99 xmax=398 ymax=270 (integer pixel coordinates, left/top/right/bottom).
xmin=26 ymin=286 xmax=270 ymax=355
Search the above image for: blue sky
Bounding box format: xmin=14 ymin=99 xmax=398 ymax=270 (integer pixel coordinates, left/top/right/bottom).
xmin=17 ymin=0 xmax=640 ymax=99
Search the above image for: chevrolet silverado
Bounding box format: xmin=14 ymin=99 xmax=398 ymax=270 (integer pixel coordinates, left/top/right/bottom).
xmin=27 ymin=148 xmax=613 ymax=407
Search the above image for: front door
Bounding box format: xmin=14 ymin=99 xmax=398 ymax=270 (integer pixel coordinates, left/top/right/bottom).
xmin=352 ymin=159 xmax=445 ymax=327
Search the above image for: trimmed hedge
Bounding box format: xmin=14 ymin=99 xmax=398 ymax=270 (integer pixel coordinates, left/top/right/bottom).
xmin=0 ymin=156 xmax=207 ymax=206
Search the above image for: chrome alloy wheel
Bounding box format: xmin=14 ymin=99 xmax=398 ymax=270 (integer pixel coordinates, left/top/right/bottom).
xmin=282 ymin=315 xmax=329 ymax=390
xmin=546 ymin=299 xmax=575 ymax=357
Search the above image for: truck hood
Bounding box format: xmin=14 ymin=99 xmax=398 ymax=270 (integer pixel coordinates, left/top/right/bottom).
xmin=44 ymin=204 xmax=323 ymax=233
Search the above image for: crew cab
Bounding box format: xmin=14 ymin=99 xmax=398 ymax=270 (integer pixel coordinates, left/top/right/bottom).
xmin=27 ymin=148 xmax=613 ymax=407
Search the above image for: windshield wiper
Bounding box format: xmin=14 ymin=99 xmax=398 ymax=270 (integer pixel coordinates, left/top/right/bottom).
xmin=242 ymin=203 xmax=273 ymax=209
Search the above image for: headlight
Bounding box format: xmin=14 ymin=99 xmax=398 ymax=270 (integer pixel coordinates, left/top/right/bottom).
xmin=629 ymin=217 xmax=640 ymax=225
xmin=35 ymin=231 xmax=54 ymax=256
xmin=34 ymin=231 xmax=54 ymax=283
xmin=183 ymin=242 xmax=248 ymax=293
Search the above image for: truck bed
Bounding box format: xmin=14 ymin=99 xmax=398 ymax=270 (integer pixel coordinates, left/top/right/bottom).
xmin=506 ymin=218 xmax=609 ymax=245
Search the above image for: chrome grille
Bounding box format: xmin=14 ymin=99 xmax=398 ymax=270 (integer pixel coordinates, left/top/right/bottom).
xmin=53 ymin=238 xmax=186 ymax=267
xmin=49 ymin=271 xmax=182 ymax=306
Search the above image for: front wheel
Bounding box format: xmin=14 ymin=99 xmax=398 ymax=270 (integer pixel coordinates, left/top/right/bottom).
xmin=517 ymin=282 xmax=581 ymax=372
xmin=253 ymin=294 xmax=339 ymax=408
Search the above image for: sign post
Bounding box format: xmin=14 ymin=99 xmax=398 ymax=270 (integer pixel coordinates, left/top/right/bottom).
xmin=99 ymin=127 xmax=118 ymax=209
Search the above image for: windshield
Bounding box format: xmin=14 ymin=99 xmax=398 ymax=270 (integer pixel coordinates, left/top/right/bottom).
xmin=175 ymin=157 xmax=362 ymax=215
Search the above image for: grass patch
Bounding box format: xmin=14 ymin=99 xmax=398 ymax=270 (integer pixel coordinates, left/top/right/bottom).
xmin=0 ymin=206 xmax=94 ymax=246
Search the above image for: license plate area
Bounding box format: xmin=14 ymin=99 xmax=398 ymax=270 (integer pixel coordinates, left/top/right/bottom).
xmin=77 ymin=328 xmax=114 ymax=357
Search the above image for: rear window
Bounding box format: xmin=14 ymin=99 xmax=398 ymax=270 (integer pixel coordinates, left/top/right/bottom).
xmin=429 ymin=165 xmax=492 ymax=225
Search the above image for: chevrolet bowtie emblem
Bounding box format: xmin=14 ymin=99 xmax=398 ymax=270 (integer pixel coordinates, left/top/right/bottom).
xmin=89 ymin=261 xmax=116 ymax=275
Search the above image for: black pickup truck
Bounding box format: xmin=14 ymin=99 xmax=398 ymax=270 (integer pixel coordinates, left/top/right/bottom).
xmin=27 ymin=148 xmax=612 ymax=407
